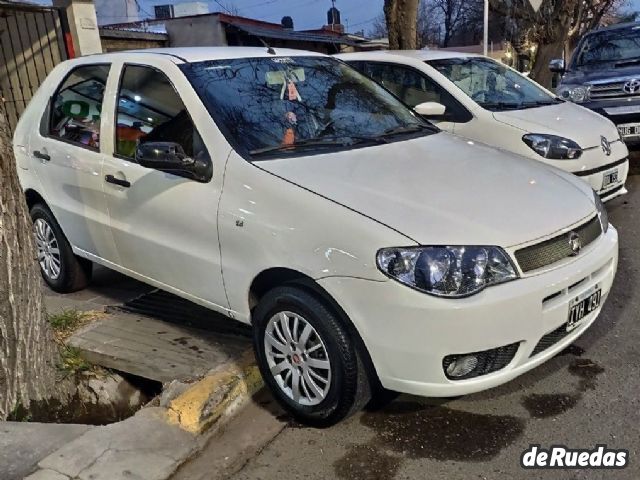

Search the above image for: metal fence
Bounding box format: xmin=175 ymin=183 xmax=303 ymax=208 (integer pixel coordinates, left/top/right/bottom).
xmin=0 ymin=3 xmax=71 ymax=133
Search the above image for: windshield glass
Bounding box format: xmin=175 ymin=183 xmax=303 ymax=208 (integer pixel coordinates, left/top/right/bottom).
xmin=180 ymin=56 xmax=433 ymax=158
xmin=574 ymin=28 xmax=640 ymax=67
xmin=428 ymin=57 xmax=557 ymax=111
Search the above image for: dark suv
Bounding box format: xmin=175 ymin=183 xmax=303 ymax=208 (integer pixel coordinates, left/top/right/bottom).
xmin=552 ymin=22 xmax=640 ymax=146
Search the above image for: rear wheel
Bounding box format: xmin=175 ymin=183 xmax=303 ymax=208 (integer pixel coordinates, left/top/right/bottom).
xmin=253 ymin=286 xmax=370 ymax=427
xmin=30 ymin=204 xmax=92 ymax=293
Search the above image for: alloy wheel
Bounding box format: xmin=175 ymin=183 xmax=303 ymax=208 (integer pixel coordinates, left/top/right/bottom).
xmin=33 ymin=218 xmax=61 ymax=280
xmin=264 ymin=311 xmax=332 ymax=406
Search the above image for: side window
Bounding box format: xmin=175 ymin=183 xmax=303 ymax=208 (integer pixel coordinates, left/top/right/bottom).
xmin=48 ymin=64 xmax=110 ymax=149
xmin=115 ymin=65 xmax=210 ymax=165
xmin=361 ymin=62 xmax=472 ymax=123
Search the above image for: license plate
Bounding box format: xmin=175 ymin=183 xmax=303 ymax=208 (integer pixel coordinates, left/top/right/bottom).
xmin=602 ymin=168 xmax=619 ymax=189
xmin=567 ymin=286 xmax=602 ymax=332
xmin=618 ymin=122 xmax=640 ymax=138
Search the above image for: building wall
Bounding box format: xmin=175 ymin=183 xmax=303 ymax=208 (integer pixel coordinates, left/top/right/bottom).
xmin=165 ymin=16 xmax=227 ymax=47
xmin=101 ymin=36 xmax=167 ymax=52
xmin=95 ymin=0 xmax=139 ymax=25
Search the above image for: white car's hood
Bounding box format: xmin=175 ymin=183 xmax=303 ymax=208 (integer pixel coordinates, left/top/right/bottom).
xmin=258 ymin=133 xmax=596 ymax=247
xmin=492 ymin=101 xmax=620 ymax=148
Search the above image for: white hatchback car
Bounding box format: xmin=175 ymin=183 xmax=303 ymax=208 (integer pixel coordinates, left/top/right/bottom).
xmin=15 ymin=48 xmax=618 ymax=426
xmin=337 ymin=50 xmax=629 ymax=201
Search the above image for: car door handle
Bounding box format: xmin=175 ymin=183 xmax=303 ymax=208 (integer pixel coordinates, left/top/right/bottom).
xmin=105 ymin=174 xmax=131 ymax=188
xmin=33 ymin=150 xmax=50 ymax=161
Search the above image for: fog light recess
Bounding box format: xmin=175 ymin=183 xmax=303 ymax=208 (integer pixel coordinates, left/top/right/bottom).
xmin=442 ymin=342 xmax=520 ymax=380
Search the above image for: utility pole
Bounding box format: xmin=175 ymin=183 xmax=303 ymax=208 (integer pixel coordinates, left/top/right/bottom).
xmin=483 ymin=0 xmax=489 ymax=57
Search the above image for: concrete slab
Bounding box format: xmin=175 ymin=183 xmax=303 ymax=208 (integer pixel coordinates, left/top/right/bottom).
xmin=37 ymin=407 xmax=199 ymax=480
xmin=0 ymin=422 xmax=91 ymax=480
xmin=68 ymin=313 xmax=249 ymax=383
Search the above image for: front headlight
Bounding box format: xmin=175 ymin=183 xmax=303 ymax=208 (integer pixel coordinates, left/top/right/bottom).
xmin=377 ymin=246 xmax=518 ymax=298
xmin=557 ymin=84 xmax=591 ymax=103
xmin=594 ymin=190 xmax=609 ymax=233
xmin=522 ymin=134 xmax=582 ymax=159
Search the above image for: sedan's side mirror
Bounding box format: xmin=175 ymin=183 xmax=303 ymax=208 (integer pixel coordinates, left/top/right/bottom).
xmin=549 ymin=58 xmax=565 ymax=73
xmin=136 ymin=142 xmax=211 ymax=182
xmin=414 ymin=101 xmax=447 ymax=119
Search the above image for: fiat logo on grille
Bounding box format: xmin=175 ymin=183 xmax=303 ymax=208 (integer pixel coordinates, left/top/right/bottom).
xmin=568 ymin=232 xmax=582 ymax=256
xmin=623 ymin=78 xmax=640 ymax=94
xmin=601 ymin=135 xmax=611 ymax=156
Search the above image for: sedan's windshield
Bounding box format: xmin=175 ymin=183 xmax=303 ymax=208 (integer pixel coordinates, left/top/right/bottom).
xmin=180 ymin=56 xmax=434 ymax=159
xmin=574 ymin=28 xmax=640 ymax=67
xmin=428 ymin=57 xmax=558 ymax=111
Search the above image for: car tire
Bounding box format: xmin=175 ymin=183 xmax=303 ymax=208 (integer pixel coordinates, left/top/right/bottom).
xmin=30 ymin=203 xmax=92 ymax=293
xmin=253 ymin=285 xmax=371 ymax=427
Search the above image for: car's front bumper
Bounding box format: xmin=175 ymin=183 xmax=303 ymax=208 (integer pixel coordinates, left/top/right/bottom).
xmin=580 ymin=98 xmax=640 ymax=145
xmin=573 ymin=157 xmax=629 ymax=202
xmin=318 ymin=226 xmax=618 ymax=397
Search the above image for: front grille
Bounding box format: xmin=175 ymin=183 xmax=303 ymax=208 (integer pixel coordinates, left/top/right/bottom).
xmin=442 ymin=343 xmax=519 ymax=380
xmin=600 ymin=184 xmax=625 ymax=200
xmin=590 ymin=82 xmax=639 ymax=101
xmin=530 ymin=324 xmax=571 ymax=357
xmin=515 ymin=216 xmax=602 ymax=273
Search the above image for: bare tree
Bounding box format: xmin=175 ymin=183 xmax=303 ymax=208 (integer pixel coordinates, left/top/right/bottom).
xmin=368 ymin=12 xmax=388 ymax=38
xmin=0 ymin=102 xmax=63 ymax=419
xmin=384 ymin=0 xmax=420 ymax=49
xmin=489 ymin=0 xmax=625 ymax=88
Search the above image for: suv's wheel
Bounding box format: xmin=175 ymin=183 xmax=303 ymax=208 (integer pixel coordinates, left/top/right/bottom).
xmin=30 ymin=204 xmax=92 ymax=293
xmin=253 ymin=286 xmax=371 ymax=427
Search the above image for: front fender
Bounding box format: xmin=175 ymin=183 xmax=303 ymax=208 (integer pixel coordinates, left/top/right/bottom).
xmin=218 ymin=152 xmax=413 ymax=322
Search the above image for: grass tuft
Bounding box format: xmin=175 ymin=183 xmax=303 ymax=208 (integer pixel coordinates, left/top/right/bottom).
xmin=59 ymin=345 xmax=92 ymax=374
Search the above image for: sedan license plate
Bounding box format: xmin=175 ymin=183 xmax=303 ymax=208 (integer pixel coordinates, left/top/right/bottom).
xmin=602 ymin=168 xmax=619 ymax=189
xmin=618 ymin=123 xmax=640 ymax=138
xmin=567 ymin=286 xmax=601 ymax=332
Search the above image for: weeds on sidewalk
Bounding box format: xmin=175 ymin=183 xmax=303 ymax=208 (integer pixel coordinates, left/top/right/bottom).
xmin=48 ymin=309 xmax=103 ymax=374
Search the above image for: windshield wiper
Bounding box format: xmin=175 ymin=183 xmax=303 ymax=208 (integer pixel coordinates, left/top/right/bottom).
xmin=615 ymin=58 xmax=640 ymax=68
xmin=382 ymin=123 xmax=438 ymax=136
xmin=249 ymin=135 xmax=388 ymax=156
xmin=479 ymin=102 xmax=523 ymax=110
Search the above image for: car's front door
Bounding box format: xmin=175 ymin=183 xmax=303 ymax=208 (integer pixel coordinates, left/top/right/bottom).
xmin=28 ymin=63 xmax=118 ymax=262
xmin=350 ymin=61 xmax=472 ymax=133
xmin=101 ymin=60 xmax=229 ymax=311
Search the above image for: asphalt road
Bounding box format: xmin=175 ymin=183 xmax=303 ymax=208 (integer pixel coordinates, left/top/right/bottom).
xmin=177 ymin=158 xmax=640 ymax=480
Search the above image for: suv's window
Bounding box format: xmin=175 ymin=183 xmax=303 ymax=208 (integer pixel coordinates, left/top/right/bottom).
xmin=353 ymin=61 xmax=471 ymax=122
xmin=574 ymin=28 xmax=640 ymax=67
xmin=180 ymin=56 xmax=435 ymax=159
xmin=48 ymin=64 xmax=110 ymax=149
xmin=115 ymin=65 xmax=210 ymax=165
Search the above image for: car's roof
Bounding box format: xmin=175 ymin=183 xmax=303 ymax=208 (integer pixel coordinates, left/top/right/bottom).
xmin=336 ymin=49 xmax=483 ymax=62
xmin=76 ymin=46 xmax=326 ymax=64
xmin=590 ymin=20 xmax=640 ymax=34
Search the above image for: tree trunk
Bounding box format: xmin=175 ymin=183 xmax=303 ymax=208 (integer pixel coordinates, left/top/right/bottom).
xmin=384 ymin=0 xmax=420 ymax=50
xmin=0 ymin=100 xmax=61 ymax=420
xmin=530 ymin=37 xmax=566 ymax=89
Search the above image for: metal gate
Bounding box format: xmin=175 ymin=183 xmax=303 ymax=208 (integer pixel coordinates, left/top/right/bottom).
xmin=0 ymin=2 xmax=71 ymax=133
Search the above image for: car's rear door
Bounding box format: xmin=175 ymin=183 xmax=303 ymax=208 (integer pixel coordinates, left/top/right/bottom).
xmin=101 ymin=57 xmax=230 ymax=312
xmin=27 ymin=62 xmax=118 ymax=263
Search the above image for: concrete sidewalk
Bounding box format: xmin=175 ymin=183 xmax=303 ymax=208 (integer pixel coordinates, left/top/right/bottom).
xmin=7 ymin=266 xmax=263 ymax=480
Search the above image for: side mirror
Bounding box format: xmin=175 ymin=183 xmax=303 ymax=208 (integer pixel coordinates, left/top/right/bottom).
xmin=414 ymin=101 xmax=447 ymax=119
xmin=549 ymin=58 xmax=565 ymax=74
xmin=135 ymin=142 xmax=211 ymax=182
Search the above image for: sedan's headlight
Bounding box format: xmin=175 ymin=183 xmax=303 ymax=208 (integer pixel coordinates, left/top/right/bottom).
xmin=522 ymin=134 xmax=582 ymax=159
xmin=557 ymin=84 xmax=591 ymax=103
xmin=594 ymin=190 xmax=609 ymax=233
xmin=377 ymin=246 xmax=518 ymax=298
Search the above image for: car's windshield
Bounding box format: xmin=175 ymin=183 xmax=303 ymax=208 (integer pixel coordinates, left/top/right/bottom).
xmin=428 ymin=57 xmax=557 ymax=111
xmin=574 ymin=27 xmax=640 ymax=67
xmin=180 ymin=56 xmax=434 ymax=159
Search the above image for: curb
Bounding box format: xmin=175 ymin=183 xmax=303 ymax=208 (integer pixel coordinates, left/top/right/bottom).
xmin=165 ymin=349 xmax=264 ymax=434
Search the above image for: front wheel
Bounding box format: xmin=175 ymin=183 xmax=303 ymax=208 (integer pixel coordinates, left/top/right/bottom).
xmin=252 ymin=286 xmax=370 ymax=427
